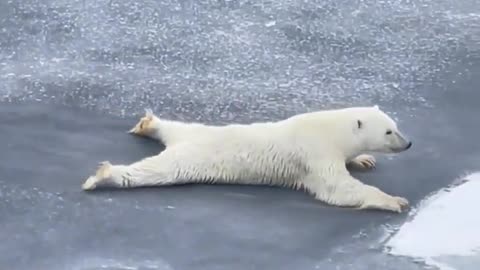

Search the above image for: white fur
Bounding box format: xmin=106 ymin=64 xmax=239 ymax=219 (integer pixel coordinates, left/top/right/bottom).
xmin=82 ymin=106 xmax=412 ymax=213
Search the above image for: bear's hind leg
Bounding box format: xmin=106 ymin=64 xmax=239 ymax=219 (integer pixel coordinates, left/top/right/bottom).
xmin=128 ymin=109 xmax=215 ymax=146
xmin=347 ymin=154 xmax=376 ymax=170
xmin=82 ymin=161 xmax=127 ymax=190
xmin=82 ymin=143 xmax=240 ymax=191
xmin=81 ymin=161 xmax=152 ymax=190
xmin=81 ymin=153 xmax=182 ymax=191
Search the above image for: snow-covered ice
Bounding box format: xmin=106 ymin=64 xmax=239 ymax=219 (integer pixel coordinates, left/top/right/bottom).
xmin=386 ymin=172 xmax=480 ymax=270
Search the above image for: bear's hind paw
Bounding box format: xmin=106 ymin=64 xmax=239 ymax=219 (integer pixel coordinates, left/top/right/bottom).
xmin=81 ymin=176 xmax=98 ymax=190
xmin=128 ymin=108 xmax=155 ymax=135
xmin=81 ymin=161 xmax=113 ymax=191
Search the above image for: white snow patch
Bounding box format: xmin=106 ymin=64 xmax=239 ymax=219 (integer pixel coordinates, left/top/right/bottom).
xmin=386 ymin=172 xmax=480 ymax=270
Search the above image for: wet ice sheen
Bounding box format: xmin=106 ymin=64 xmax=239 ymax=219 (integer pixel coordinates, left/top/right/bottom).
xmin=386 ymin=172 xmax=480 ymax=270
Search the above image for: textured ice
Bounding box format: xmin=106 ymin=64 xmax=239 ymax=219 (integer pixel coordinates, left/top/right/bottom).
xmin=0 ymin=178 xmax=175 ymax=270
xmin=385 ymin=172 xmax=480 ymax=270
xmin=1 ymin=0 xmax=479 ymax=122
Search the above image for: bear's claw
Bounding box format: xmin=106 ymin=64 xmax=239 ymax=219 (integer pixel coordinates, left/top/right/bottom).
xmin=379 ymin=196 xmax=409 ymax=213
xmin=357 ymin=194 xmax=409 ymax=213
xmin=128 ymin=108 xmax=155 ymax=135
xmin=350 ymin=154 xmax=376 ymax=170
xmin=393 ymin=196 xmax=410 ymax=212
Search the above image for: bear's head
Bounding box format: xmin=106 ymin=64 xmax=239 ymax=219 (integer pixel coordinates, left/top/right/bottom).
xmin=354 ymin=105 xmax=412 ymax=154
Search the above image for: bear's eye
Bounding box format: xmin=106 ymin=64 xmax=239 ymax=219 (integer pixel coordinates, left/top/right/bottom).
xmin=386 ymin=130 xmax=392 ymax=135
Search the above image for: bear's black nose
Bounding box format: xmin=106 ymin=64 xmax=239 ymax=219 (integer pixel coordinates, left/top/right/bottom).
xmin=406 ymin=141 xmax=412 ymax=149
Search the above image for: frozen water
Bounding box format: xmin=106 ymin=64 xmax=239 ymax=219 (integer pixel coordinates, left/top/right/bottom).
xmin=0 ymin=0 xmax=479 ymax=122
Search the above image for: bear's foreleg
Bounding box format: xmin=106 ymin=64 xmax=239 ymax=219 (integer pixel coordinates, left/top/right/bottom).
xmin=301 ymin=168 xmax=409 ymax=213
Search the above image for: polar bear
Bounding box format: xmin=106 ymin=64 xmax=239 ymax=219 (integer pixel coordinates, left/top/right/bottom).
xmin=82 ymin=105 xmax=412 ymax=213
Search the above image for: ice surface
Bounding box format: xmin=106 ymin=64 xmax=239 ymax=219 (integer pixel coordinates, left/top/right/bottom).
xmin=386 ymin=172 xmax=480 ymax=270
xmin=0 ymin=0 xmax=479 ymax=122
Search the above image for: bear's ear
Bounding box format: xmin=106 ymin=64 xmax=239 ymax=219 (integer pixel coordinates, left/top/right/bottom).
xmin=357 ymin=119 xmax=363 ymax=129
xmin=373 ymin=105 xmax=379 ymax=110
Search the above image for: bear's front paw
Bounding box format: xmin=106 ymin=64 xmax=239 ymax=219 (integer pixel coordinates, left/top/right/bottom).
xmin=349 ymin=154 xmax=376 ymax=170
xmin=128 ymin=109 xmax=155 ymax=135
xmin=394 ymin=196 xmax=409 ymax=211
xmin=359 ymin=194 xmax=409 ymax=213
xmin=382 ymin=196 xmax=409 ymax=213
